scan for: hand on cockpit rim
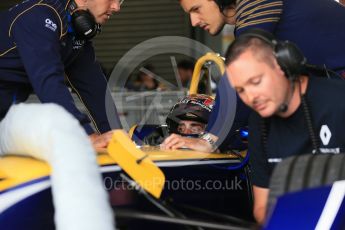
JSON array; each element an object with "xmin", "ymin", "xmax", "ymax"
[
  {"xmin": 89, "ymin": 130, "xmax": 114, "ymax": 149},
  {"xmin": 160, "ymin": 133, "xmax": 215, "ymax": 153}
]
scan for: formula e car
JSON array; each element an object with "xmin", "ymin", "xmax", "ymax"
[{"xmin": 1, "ymin": 53, "xmax": 344, "ymax": 230}]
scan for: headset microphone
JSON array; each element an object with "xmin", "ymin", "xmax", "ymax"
[
  {"xmin": 277, "ymin": 77, "xmax": 295, "ymax": 114},
  {"xmin": 278, "ymin": 103, "xmax": 288, "ymax": 113},
  {"xmin": 235, "ymin": 28, "xmax": 321, "ymax": 158},
  {"xmin": 235, "ymin": 29, "xmax": 306, "ymax": 115}
]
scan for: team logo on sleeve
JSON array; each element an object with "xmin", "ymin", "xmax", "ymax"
[
  {"xmin": 320, "ymin": 125, "xmax": 332, "ymax": 146},
  {"xmin": 317, "ymin": 124, "xmax": 340, "ymax": 154},
  {"xmin": 45, "ymin": 18, "xmax": 57, "ymax": 32},
  {"xmin": 72, "ymin": 37, "xmax": 85, "ymax": 50}
]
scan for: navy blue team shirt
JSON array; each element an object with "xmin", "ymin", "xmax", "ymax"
[
  {"xmin": 207, "ymin": 0, "xmax": 345, "ymax": 150},
  {"xmin": 0, "ymin": 0, "xmax": 121, "ymax": 134},
  {"xmin": 249, "ymin": 76, "xmax": 345, "ymax": 188}
]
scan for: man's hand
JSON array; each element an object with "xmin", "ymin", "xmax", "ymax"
[
  {"xmin": 160, "ymin": 133, "xmax": 214, "ymax": 152},
  {"xmin": 253, "ymin": 186, "xmax": 269, "ymax": 225},
  {"xmin": 89, "ymin": 131, "xmax": 114, "ymax": 149}
]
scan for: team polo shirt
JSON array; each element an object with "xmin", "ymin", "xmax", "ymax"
[
  {"xmin": 207, "ymin": 0, "xmax": 345, "ymax": 148},
  {"xmin": 249, "ymin": 76, "xmax": 345, "ymax": 188},
  {"xmin": 0, "ymin": 0, "xmax": 121, "ymax": 134}
]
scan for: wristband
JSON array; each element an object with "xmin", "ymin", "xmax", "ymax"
[{"xmin": 200, "ymin": 133, "xmax": 217, "ymax": 152}]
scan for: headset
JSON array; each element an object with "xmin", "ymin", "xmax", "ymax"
[
  {"xmin": 238, "ymin": 28, "xmax": 344, "ymax": 80},
  {"xmin": 68, "ymin": 0, "xmax": 101, "ymax": 40},
  {"xmin": 238, "ymin": 28, "xmax": 307, "ymax": 80},
  {"xmin": 234, "ymin": 29, "xmax": 320, "ymax": 155}
]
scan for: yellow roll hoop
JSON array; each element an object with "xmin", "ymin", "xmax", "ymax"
[{"xmin": 189, "ymin": 53, "xmax": 225, "ymax": 95}]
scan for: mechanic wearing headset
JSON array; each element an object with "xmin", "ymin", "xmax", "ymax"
[
  {"xmin": 163, "ymin": 0, "xmax": 345, "ymax": 152},
  {"xmin": 225, "ymin": 28, "xmax": 345, "ymax": 224},
  {"xmin": 0, "ymin": 0, "xmax": 123, "ymax": 148}
]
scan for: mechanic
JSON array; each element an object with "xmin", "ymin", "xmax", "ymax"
[
  {"xmin": 225, "ymin": 28, "xmax": 345, "ymax": 224},
  {"xmin": 0, "ymin": 0, "xmax": 124, "ymax": 148},
  {"xmin": 163, "ymin": 0, "xmax": 345, "ymax": 152}
]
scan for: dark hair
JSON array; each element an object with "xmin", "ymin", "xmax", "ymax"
[
  {"xmin": 178, "ymin": 0, "xmax": 237, "ymax": 11},
  {"xmin": 225, "ymin": 36, "xmax": 275, "ymax": 68},
  {"xmin": 177, "ymin": 60, "xmax": 195, "ymax": 71},
  {"xmin": 215, "ymin": 0, "xmax": 237, "ymax": 11}
]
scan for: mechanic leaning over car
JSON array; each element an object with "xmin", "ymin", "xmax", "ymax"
[
  {"xmin": 0, "ymin": 0, "xmax": 124, "ymax": 148},
  {"xmin": 162, "ymin": 0, "xmax": 345, "ymax": 152},
  {"xmin": 225, "ymin": 28, "xmax": 345, "ymax": 224}
]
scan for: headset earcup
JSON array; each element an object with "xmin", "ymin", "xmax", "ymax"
[
  {"xmin": 275, "ymin": 41, "xmax": 307, "ymax": 79},
  {"xmin": 238, "ymin": 28, "xmax": 307, "ymax": 79},
  {"xmin": 71, "ymin": 10, "xmax": 98, "ymax": 40}
]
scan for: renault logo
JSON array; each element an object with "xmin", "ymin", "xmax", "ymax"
[{"xmin": 320, "ymin": 125, "xmax": 332, "ymax": 146}]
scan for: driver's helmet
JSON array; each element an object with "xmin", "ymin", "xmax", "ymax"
[{"xmin": 166, "ymin": 94, "xmax": 215, "ymax": 136}]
